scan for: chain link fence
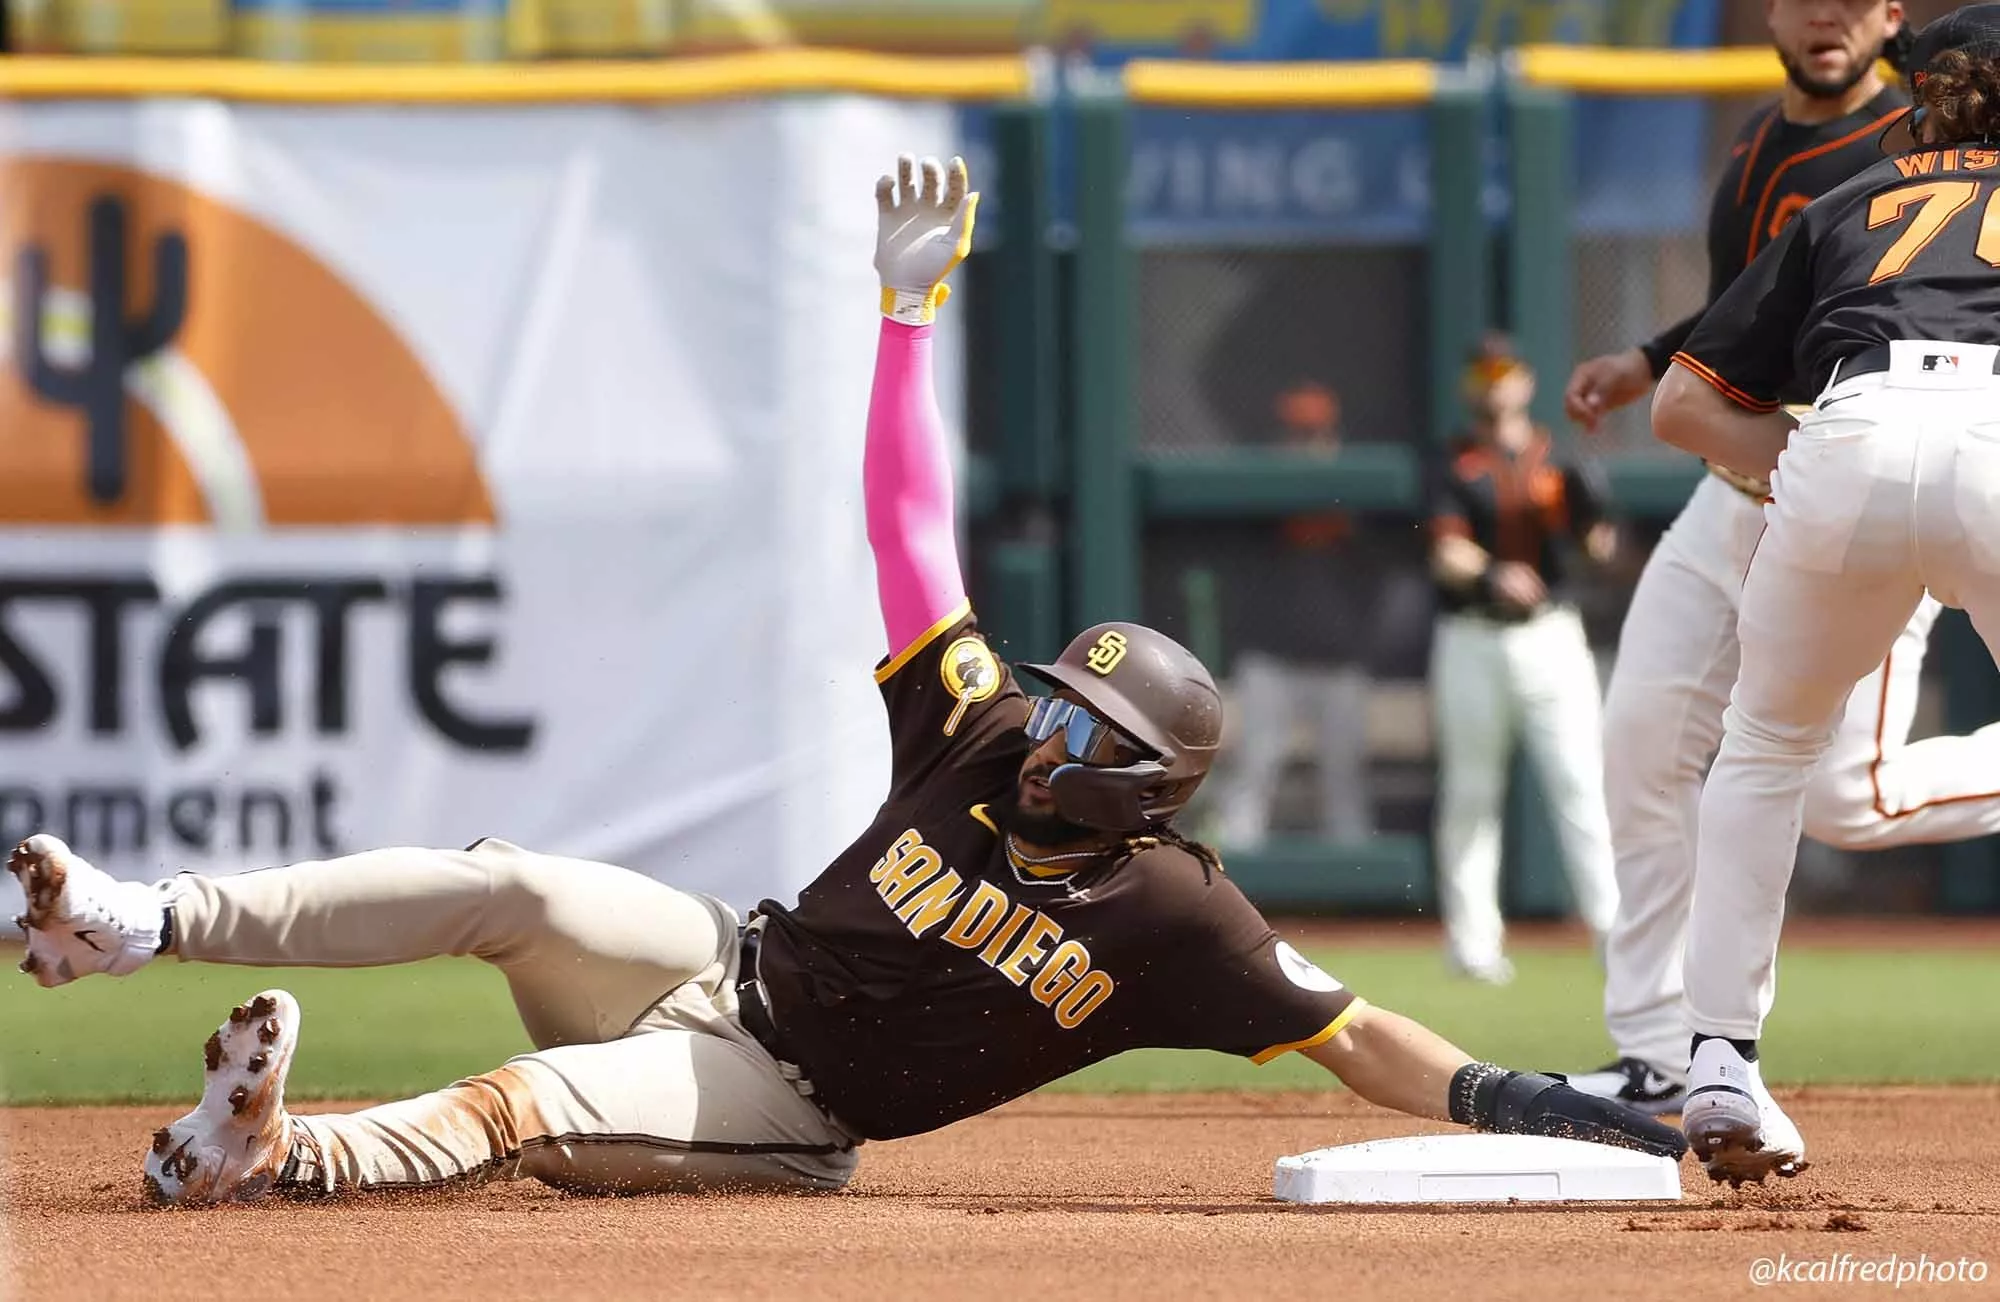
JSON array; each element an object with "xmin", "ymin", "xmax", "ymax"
[
  {"xmin": 1129, "ymin": 232, "xmax": 1439, "ymax": 845},
  {"xmin": 1570, "ymin": 92, "xmax": 1764, "ymax": 457}
]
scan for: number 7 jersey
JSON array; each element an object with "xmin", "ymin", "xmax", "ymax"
[{"xmin": 1674, "ymin": 144, "xmax": 2000, "ymax": 411}]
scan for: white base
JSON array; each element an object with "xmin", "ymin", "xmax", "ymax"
[{"xmin": 1273, "ymin": 1133, "xmax": 1683, "ymax": 1205}]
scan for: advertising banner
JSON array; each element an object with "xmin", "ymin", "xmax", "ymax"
[{"xmin": 0, "ymin": 96, "xmax": 966, "ymax": 917}]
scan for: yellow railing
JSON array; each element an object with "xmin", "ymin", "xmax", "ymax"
[
  {"xmin": 1513, "ymin": 43, "xmax": 1899, "ymax": 96},
  {"xmin": 0, "ymin": 49, "xmax": 1033, "ymax": 102},
  {"xmin": 1124, "ymin": 57, "xmax": 1438, "ymax": 108},
  {"xmin": 0, "ymin": 46, "xmax": 1907, "ymax": 105}
]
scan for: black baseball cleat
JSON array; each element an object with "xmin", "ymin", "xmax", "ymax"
[{"xmin": 1550, "ymin": 1056, "xmax": 1687, "ymax": 1118}]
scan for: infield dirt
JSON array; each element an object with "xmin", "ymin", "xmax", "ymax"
[{"xmin": 6, "ymin": 1086, "xmax": 1997, "ymax": 1301}]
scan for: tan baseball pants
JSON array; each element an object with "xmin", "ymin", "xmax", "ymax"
[{"xmin": 164, "ymin": 838, "xmax": 861, "ymax": 1196}]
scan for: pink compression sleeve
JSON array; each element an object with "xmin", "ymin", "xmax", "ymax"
[{"xmin": 864, "ymin": 318, "xmax": 968, "ymax": 658}]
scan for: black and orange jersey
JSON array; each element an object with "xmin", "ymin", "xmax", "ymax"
[
  {"xmin": 1638, "ymin": 85, "xmax": 1910, "ymax": 387},
  {"xmin": 1676, "ymin": 145, "xmax": 2000, "ymax": 411},
  {"xmin": 751, "ymin": 604, "xmax": 1362, "ymax": 1141},
  {"xmin": 1425, "ymin": 430, "xmax": 1609, "ymax": 616}
]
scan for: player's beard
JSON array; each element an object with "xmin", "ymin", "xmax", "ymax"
[
  {"xmin": 1006, "ymin": 790, "xmax": 1105, "ymax": 847},
  {"xmin": 1778, "ymin": 42, "xmax": 1881, "ymax": 101}
]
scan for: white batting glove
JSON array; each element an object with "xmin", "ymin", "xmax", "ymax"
[{"xmin": 874, "ymin": 153, "xmax": 978, "ymax": 326}]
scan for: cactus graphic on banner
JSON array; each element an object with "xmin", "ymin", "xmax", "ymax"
[
  {"xmin": 0, "ymin": 156, "xmax": 491, "ymax": 527},
  {"xmin": 14, "ymin": 195, "xmax": 189, "ymax": 505}
]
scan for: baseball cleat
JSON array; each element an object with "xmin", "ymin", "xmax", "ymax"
[
  {"xmin": 1448, "ymin": 955, "xmax": 1516, "ymax": 986},
  {"xmin": 8, "ymin": 834, "xmax": 167, "ymax": 988},
  {"xmin": 144, "ymin": 990, "xmax": 304, "ymax": 1205},
  {"xmin": 1557, "ymin": 1056, "xmax": 1688, "ymax": 1118},
  {"xmin": 1681, "ymin": 1038, "xmax": 1807, "ymax": 1187}
]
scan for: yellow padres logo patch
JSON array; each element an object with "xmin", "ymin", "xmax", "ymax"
[
  {"xmin": 940, "ymin": 635, "xmax": 1000, "ymax": 737},
  {"xmin": 940, "ymin": 636, "xmax": 1001, "ymax": 704},
  {"xmin": 1084, "ymin": 630, "xmax": 1128, "ymax": 676}
]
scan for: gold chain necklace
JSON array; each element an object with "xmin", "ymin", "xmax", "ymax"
[{"xmin": 1005, "ymin": 834, "xmax": 1103, "ymax": 868}]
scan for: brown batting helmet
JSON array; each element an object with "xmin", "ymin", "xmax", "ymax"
[{"xmin": 1017, "ymin": 622, "xmax": 1223, "ymax": 832}]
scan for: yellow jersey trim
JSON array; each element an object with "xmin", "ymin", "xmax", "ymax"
[
  {"xmin": 873, "ymin": 600, "xmax": 973, "ymax": 685},
  {"xmin": 1251, "ymin": 998, "xmax": 1367, "ymax": 1066}
]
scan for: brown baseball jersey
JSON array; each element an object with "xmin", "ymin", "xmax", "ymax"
[{"xmin": 751, "ymin": 603, "xmax": 1361, "ymax": 1141}]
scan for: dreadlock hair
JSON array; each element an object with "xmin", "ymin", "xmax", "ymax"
[
  {"xmin": 1119, "ymin": 824, "xmax": 1225, "ymax": 882},
  {"xmin": 1917, "ymin": 48, "xmax": 2000, "ymax": 145}
]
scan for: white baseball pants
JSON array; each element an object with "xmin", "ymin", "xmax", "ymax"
[
  {"xmin": 166, "ymin": 839, "xmax": 860, "ymax": 1195},
  {"xmin": 1684, "ymin": 343, "xmax": 2000, "ymax": 1042},
  {"xmin": 1602, "ymin": 467, "xmax": 2000, "ymax": 1074},
  {"xmin": 1211, "ymin": 650, "xmax": 1375, "ymax": 847},
  {"xmin": 1430, "ymin": 605, "xmax": 1619, "ymax": 972}
]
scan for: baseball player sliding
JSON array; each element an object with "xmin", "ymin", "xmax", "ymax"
[
  {"xmin": 10, "ymin": 154, "xmax": 1683, "ymax": 1205},
  {"xmin": 1653, "ymin": 2, "xmax": 2000, "ymax": 1183},
  {"xmin": 1559, "ymin": 0, "xmax": 2000, "ymax": 1122}
]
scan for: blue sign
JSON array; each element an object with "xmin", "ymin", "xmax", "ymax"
[
  {"xmin": 1119, "ymin": 107, "xmax": 1477, "ymax": 245},
  {"xmin": 1044, "ymin": 0, "xmax": 1720, "ymax": 62},
  {"xmin": 963, "ymin": 0, "xmax": 1726, "ymax": 245}
]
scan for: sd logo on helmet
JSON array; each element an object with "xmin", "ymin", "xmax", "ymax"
[{"xmin": 1016, "ymin": 622, "xmax": 1222, "ymax": 834}]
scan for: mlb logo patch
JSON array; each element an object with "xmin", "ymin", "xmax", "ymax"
[{"xmin": 1923, "ymin": 354, "xmax": 1962, "ymax": 373}]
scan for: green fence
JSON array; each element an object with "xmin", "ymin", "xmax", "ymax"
[{"xmin": 968, "ymin": 50, "xmax": 2000, "ymax": 917}]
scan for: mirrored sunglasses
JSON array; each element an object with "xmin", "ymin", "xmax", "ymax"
[{"xmin": 1024, "ymin": 696, "xmax": 1149, "ymax": 767}]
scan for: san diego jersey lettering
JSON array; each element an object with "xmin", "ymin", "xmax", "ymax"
[{"xmin": 752, "ymin": 604, "xmax": 1359, "ymax": 1141}]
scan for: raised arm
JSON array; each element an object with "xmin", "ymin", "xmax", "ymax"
[{"xmin": 867, "ymin": 154, "xmax": 979, "ymax": 661}]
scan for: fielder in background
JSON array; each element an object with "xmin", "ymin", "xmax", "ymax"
[
  {"xmin": 1207, "ymin": 381, "xmax": 1379, "ymax": 851},
  {"xmin": 1424, "ymin": 334, "xmax": 1620, "ymax": 986},
  {"xmin": 1560, "ymin": 0, "xmax": 2000, "ymax": 1121},
  {"xmin": 1653, "ymin": 2, "xmax": 2000, "ymax": 1184},
  {"xmin": 9, "ymin": 153, "xmax": 1685, "ymax": 1207}
]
